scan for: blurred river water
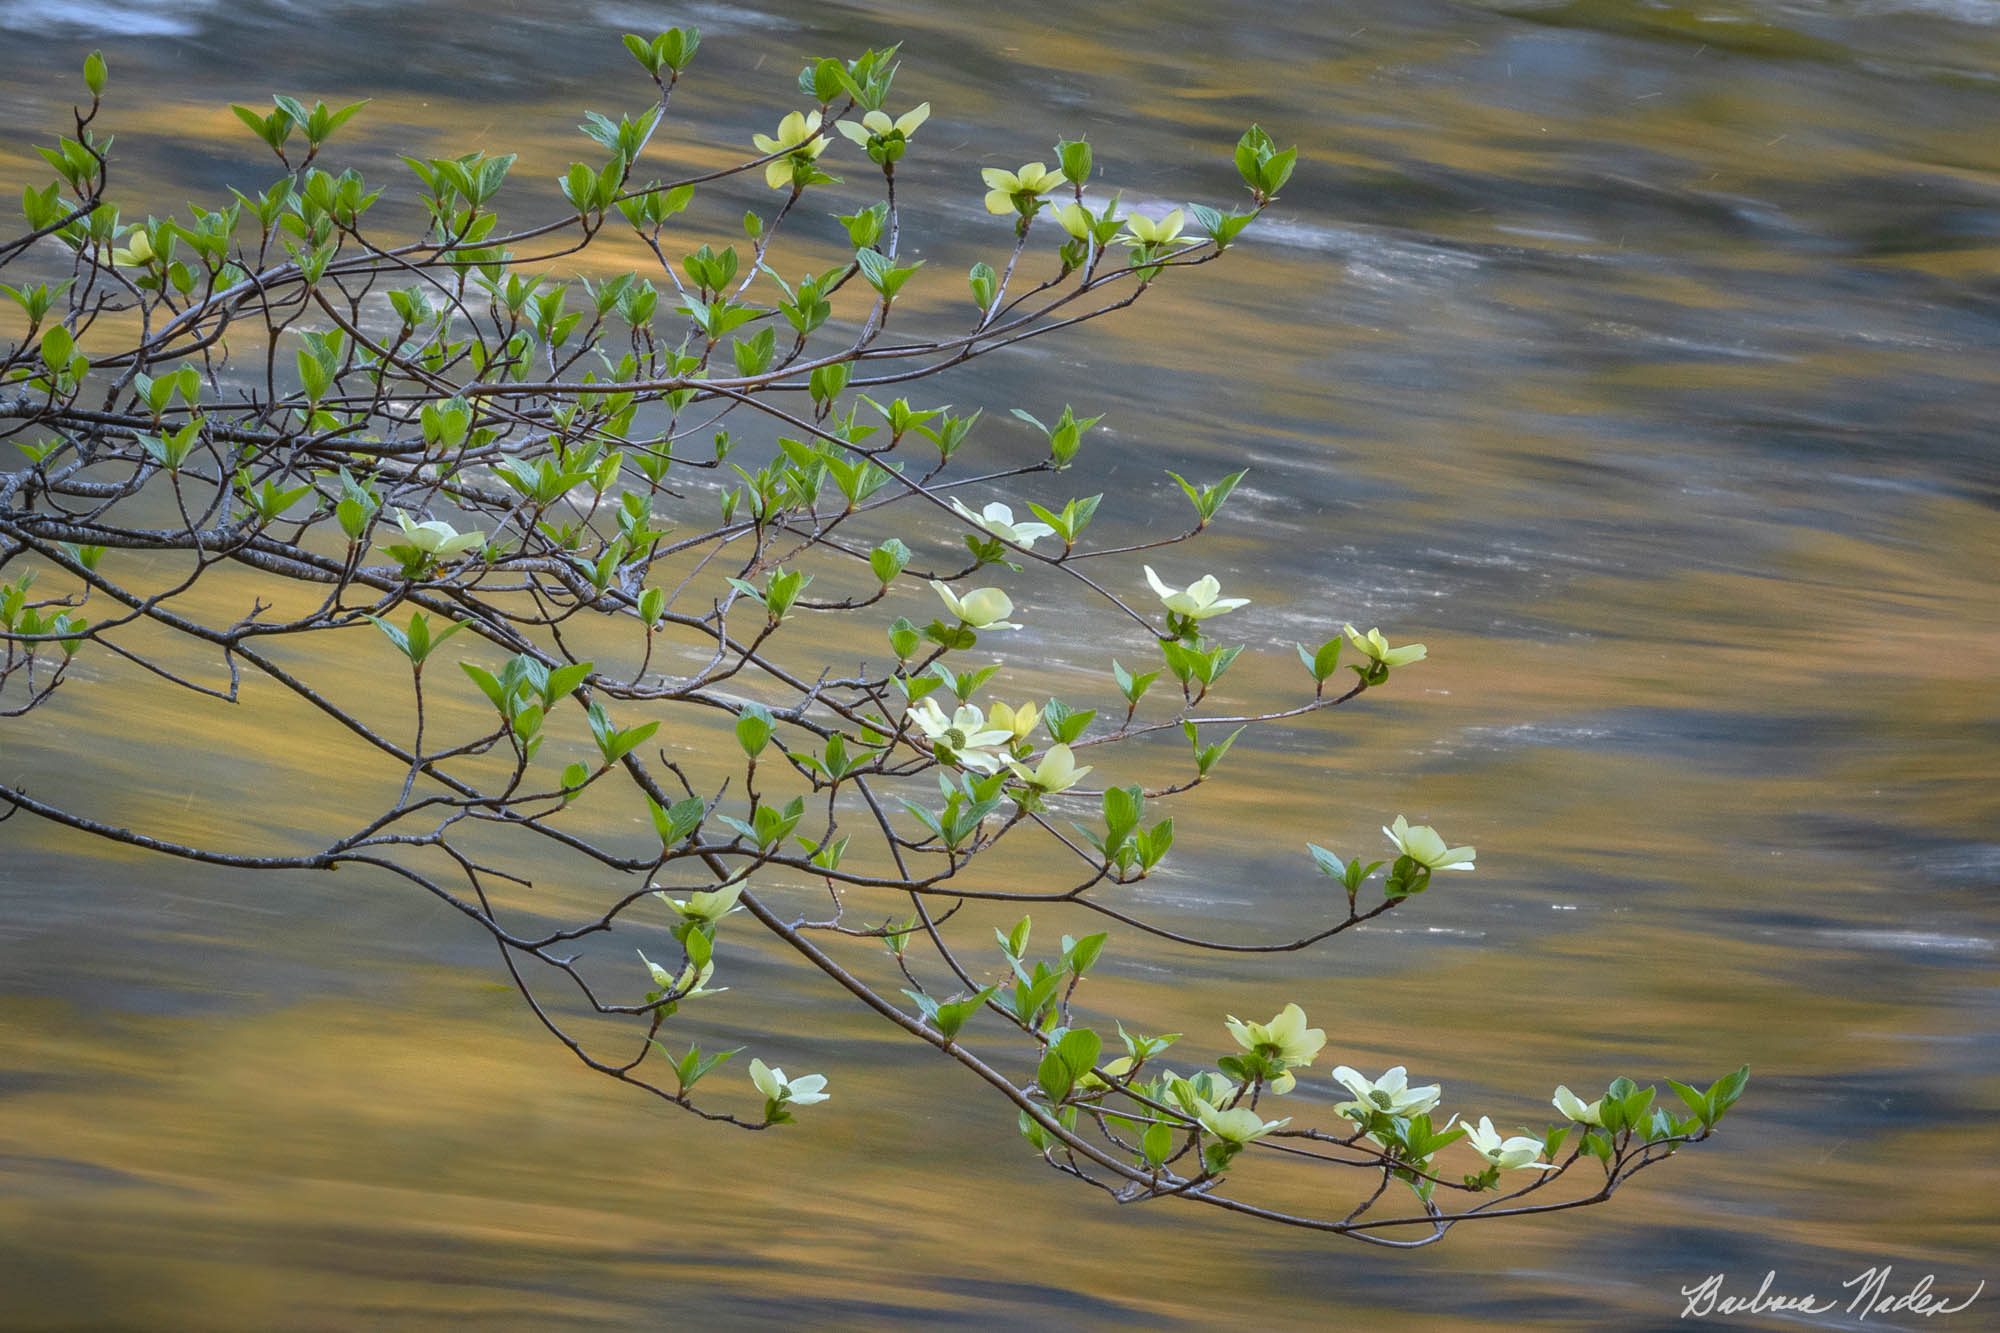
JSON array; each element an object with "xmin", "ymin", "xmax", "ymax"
[{"xmin": 0, "ymin": 0, "xmax": 1996, "ymax": 1326}]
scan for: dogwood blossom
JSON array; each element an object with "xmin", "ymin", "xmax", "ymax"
[
  {"xmin": 751, "ymin": 110, "xmax": 827, "ymax": 189},
  {"xmin": 982, "ymin": 162, "xmax": 1066, "ymax": 215},
  {"xmin": 1382, "ymin": 815, "xmax": 1476, "ymax": 873},
  {"xmin": 908, "ymin": 699, "xmax": 1013, "ymax": 773},
  {"xmin": 1343, "ymin": 623, "xmax": 1426, "ymax": 668},
  {"xmin": 110, "ymin": 229, "xmax": 155, "ymax": 268},
  {"xmin": 636, "ymin": 949, "xmax": 725, "ymax": 1000},
  {"xmin": 1005, "ymin": 743, "xmax": 1091, "ymax": 793},
  {"xmin": 930, "ymin": 579, "xmax": 1020, "ymax": 630},
  {"xmin": 1051, "ymin": 202, "xmax": 1094, "ymax": 239},
  {"xmin": 1194, "ymin": 1098, "xmax": 1290, "ymax": 1146},
  {"xmin": 655, "ymin": 882, "xmax": 744, "ymax": 925},
  {"xmin": 391, "ymin": 510, "xmax": 487, "ymax": 557},
  {"xmin": 834, "ymin": 104, "xmax": 930, "ymax": 146},
  {"xmin": 1332, "ymin": 1064, "xmax": 1442, "ymax": 1120},
  {"xmin": 1121, "ymin": 208, "xmax": 1187, "ymax": 247},
  {"xmin": 987, "ymin": 700, "xmax": 1039, "ymax": 741},
  {"xmin": 1143, "ymin": 566, "xmax": 1249, "ymax": 620},
  {"xmin": 1224, "ymin": 1003, "xmax": 1327, "ymax": 1095},
  {"xmin": 1464, "ymin": 1116, "xmax": 1553, "ymax": 1170},
  {"xmin": 749, "ymin": 1057, "xmax": 829, "ymax": 1106},
  {"xmin": 948, "ymin": 499, "xmax": 1055, "ymax": 549},
  {"xmin": 1552, "ymin": 1085, "xmax": 1604, "ymax": 1126}
]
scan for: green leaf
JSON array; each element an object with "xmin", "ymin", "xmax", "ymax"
[
  {"xmin": 1036, "ymin": 1047, "xmax": 1075, "ymax": 1103},
  {"xmin": 1164, "ymin": 468, "xmax": 1246, "ymax": 526},
  {"xmin": 657, "ymin": 1040, "xmax": 735, "ymax": 1094},
  {"xmin": 929, "ymin": 986, "xmax": 998, "ymax": 1039},
  {"xmin": 366, "ymin": 611, "xmax": 465, "ymax": 666},
  {"xmin": 1054, "ymin": 1027, "xmax": 1102, "ymax": 1086},
  {"xmin": 736, "ymin": 702, "xmax": 774, "ymax": 758},
  {"xmin": 544, "ymin": 661, "xmax": 592, "ymax": 702},
  {"xmin": 1111, "ymin": 658, "xmax": 1157, "ymax": 707},
  {"xmin": 1050, "ymin": 700, "xmax": 1096, "ymax": 745},
  {"xmin": 460, "ymin": 661, "xmax": 509, "ymax": 711},
  {"xmin": 1709, "ymin": 1065, "xmax": 1750, "ymax": 1119},
  {"xmin": 1299, "ymin": 636, "xmax": 1342, "ymax": 684},
  {"xmin": 1666, "ymin": 1077, "xmax": 1706, "ymax": 1118},
  {"xmin": 1054, "ymin": 137, "xmax": 1092, "ymax": 185},
  {"xmin": 968, "ymin": 261, "xmax": 997, "ymax": 310},
  {"xmin": 887, "ymin": 616, "xmax": 921, "ymax": 660},
  {"xmin": 647, "ymin": 794, "xmax": 706, "ymax": 848},
  {"xmin": 39, "ymin": 325, "xmax": 74, "ymax": 374},
  {"xmin": 1063, "ymin": 933, "xmax": 1107, "ymax": 976},
  {"xmin": 1000, "ymin": 915, "xmax": 1032, "ymax": 959},
  {"xmin": 869, "ymin": 537, "xmax": 910, "ymax": 584},
  {"xmin": 855, "ymin": 247, "xmax": 923, "ymax": 301}
]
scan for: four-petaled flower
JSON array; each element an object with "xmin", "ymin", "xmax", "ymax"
[
  {"xmin": 1552, "ymin": 1085, "xmax": 1603, "ymax": 1126},
  {"xmin": 656, "ymin": 882, "xmax": 744, "ymax": 926},
  {"xmin": 982, "ymin": 162, "xmax": 1067, "ymax": 215},
  {"xmin": 908, "ymin": 699, "xmax": 1014, "ymax": 773},
  {"xmin": 1331, "ymin": 1064, "xmax": 1442, "ymax": 1121},
  {"xmin": 931, "ymin": 579, "xmax": 1020, "ymax": 630},
  {"xmin": 834, "ymin": 104, "xmax": 930, "ymax": 158},
  {"xmin": 1005, "ymin": 743, "xmax": 1091, "ymax": 794},
  {"xmin": 988, "ymin": 700, "xmax": 1039, "ymax": 742},
  {"xmin": 1343, "ymin": 623, "xmax": 1426, "ymax": 668},
  {"xmin": 752, "ymin": 110, "xmax": 828, "ymax": 190},
  {"xmin": 949, "ymin": 498, "xmax": 1055, "ymax": 550},
  {"xmin": 1193, "ymin": 1097, "xmax": 1290, "ymax": 1146},
  {"xmin": 110, "ymin": 229, "xmax": 155, "ymax": 268},
  {"xmin": 391, "ymin": 509, "xmax": 487, "ymax": 558},
  {"xmin": 1223, "ymin": 1003, "xmax": 1327, "ymax": 1095},
  {"xmin": 637, "ymin": 948, "xmax": 725, "ymax": 1000},
  {"xmin": 1464, "ymin": 1116, "xmax": 1553, "ymax": 1171},
  {"xmin": 1051, "ymin": 202, "xmax": 1096, "ymax": 240},
  {"xmin": 1121, "ymin": 208, "xmax": 1187, "ymax": 248},
  {"xmin": 1382, "ymin": 815, "xmax": 1476, "ymax": 873},
  {"xmin": 750, "ymin": 1057, "xmax": 829, "ymax": 1107},
  {"xmin": 1144, "ymin": 566, "xmax": 1249, "ymax": 621}
]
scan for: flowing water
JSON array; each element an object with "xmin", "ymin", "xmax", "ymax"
[{"xmin": 0, "ymin": 0, "xmax": 1996, "ymax": 1327}]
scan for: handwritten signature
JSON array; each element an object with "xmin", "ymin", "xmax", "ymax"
[{"xmin": 1681, "ymin": 1267, "xmax": 1984, "ymax": 1320}]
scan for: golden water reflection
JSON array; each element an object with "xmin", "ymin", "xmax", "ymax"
[{"xmin": 1, "ymin": 0, "xmax": 1997, "ymax": 1325}]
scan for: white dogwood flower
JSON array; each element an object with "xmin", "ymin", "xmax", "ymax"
[
  {"xmin": 1332, "ymin": 1064, "xmax": 1442, "ymax": 1121},
  {"xmin": 1194, "ymin": 1098, "xmax": 1289, "ymax": 1146},
  {"xmin": 655, "ymin": 883, "xmax": 744, "ymax": 925},
  {"xmin": 1223, "ymin": 1003, "xmax": 1326, "ymax": 1095},
  {"xmin": 1005, "ymin": 743, "xmax": 1091, "ymax": 793},
  {"xmin": 1144, "ymin": 566, "xmax": 1249, "ymax": 620},
  {"xmin": 749, "ymin": 1057, "xmax": 829, "ymax": 1106},
  {"xmin": 1383, "ymin": 815, "xmax": 1476, "ymax": 873},
  {"xmin": 931, "ymin": 580, "xmax": 1020, "ymax": 630},
  {"xmin": 1553, "ymin": 1085, "xmax": 1604, "ymax": 1126},
  {"xmin": 949, "ymin": 499, "xmax": 1055, "ymax": 549},
  {"xmin": 1344, "ymin": 623, "xmax": 1426, "ymax": 668},
  {"xmin": 1464, "ymin": 1116, "xmax": 1553, "ymax": 1171},
  {"xmin": 391, "ymin": 510, "xmax": 486, "ymax": 557},
  {"xmin": 908, "ymin": 699, "xmax": 1014, "ymax": 773}
]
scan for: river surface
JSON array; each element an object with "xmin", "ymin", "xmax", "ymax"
[{"xmin": 1, "ymin": 0, "xmax": 1996, "ymax": 1327}]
